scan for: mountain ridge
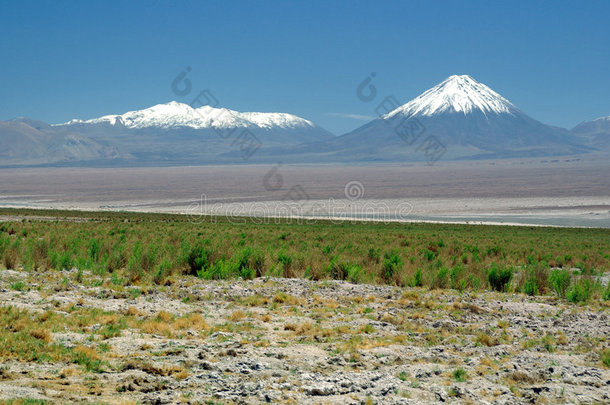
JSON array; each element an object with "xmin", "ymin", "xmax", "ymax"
[
  {"xmin": 571, "ymin": 115, "xmax": 610, "ymax": 150},
  {"xmin": 56, "ymin": 101, "xmax": 318, "ymax": 131},
  {"xmin": 0, "ymin": 75, "xmax": 603, "ymax": 166}
]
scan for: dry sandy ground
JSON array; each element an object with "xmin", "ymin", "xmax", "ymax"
[{"xmin": 0, "ymin": 268, "xmax": 608, "ymax": 404}]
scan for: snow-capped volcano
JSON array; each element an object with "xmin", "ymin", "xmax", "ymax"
[
  {"xmin": 57, "ymin": 101, "xmax": 316, "ymax": 130},
  {"xmin": 322, "ymin": 74, "xmax": 590, "ymax": 161},
  {"xmin": 386, "ymin": 75, "xmax": 517, "ymax": 118}
]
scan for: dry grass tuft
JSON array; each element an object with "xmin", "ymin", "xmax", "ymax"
[
  {"xmin": 29, "ymin": 327, "xmax": 52, "ymax": 342},
  {"xmin": 59, "ymin": 367, "xmax": 79, "ymax": 378},
  {"xmin": 141, "ymin": 362, "xmax": 188, "ymax": 378},
  {"xmin": 507, "ymin": 371, "xmax": 536, "ymax": 384},
  {"xmin": 157, "ymin": 311, "xmax": 173, "ymax": 322},
  {"xmin": 141, "ymin": 312, "xmax": 209, "ymax": 336},
  {"xmin": 273, "ymin": 293, "xmax": 304, "ymax": 306},
  {"xmin": 476, "ymin": 332, "xmax": 499, "ymax": 347},
  {"xmin": 229, "ymin": 310, "xmax": 246, "ymax": 322},
  {"xmin": 467, "ymin": 304, "xmax": 485, "ymax": 314},
  {"xmin": 173, "ymin": 313, "xmax": 209, "ymax": 331},
  {"xmin": 73, "ymin": 345, "xmax": 99, "ymax": 360},
  {"xmin": 125, "ymin": 306, "xmax": 142, "ymax": 317},
  {"xmin": 99, "ymin": 313, "xmax": 120, "ymax": 325},
  {"xmin": 140, "ymin": 319, "xmax": 171, "ymax": 336},
  {"xmin": 479, "ymin": 356, "xmax": 497, "ymax": 369}
]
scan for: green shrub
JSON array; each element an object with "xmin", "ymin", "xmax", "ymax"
[
  {"xmin": 460, "ymin": 252, "xmax": 468, "ymax": 264},
  {"xmin": 126, "ymin": 243, "xmax": 144, "ymax": 282},
  {"xmin": 10, "ymin": 281, "xmax": 25, "ymax": 291},
  {"xmin": 236, "ymin": 247, "xmax": 253, "ymax": 272},
  {"xmin": 487, "ymin": 263, "xmax": 513, "ymax": 292},
  {"xmin": 107, "ymin": 246, "xmax": 126, "ymax": 273},
  {"xmin": 486, "ymin": 245, "xmax": 501, "ymax": 257},
  {"xmin": 450, "ymin": 265, "xmax": 464, "ymax": 290},
  {"xmin": 347, "ymin": 263, "xmax": 363, "ymax": 284},
  {"xmin": 322, "ymin": 244, "xmax": 334, "ymax": 255},
  {"xmin": 567, "ymin": 278, "xmax": 593, "ymax": 303},
  {"xmin": 468, "ymin": 274, "xmax": 482, "ymax": 290},
  {"xmin": 198, "ymin": 259, "xmax": 232, "ymax": 280},
  {"xmin": 453, "ymin": 368, "xmax": 467, "ymax": 382},
  {"xmin": 325, "ymin": 258, "xmax": 362, "ymax": 283},
  {"xmin": 522, "ymin": 269, "xmax": 539, "ymax": 296},
  {"xmin": 412, "ymin": 268, "xmax": 423, "ymax": 287},
  {"xmin": 187, "ymin": 243, "xmax": 211, "ymax": 275},
  {"xmin": 59, "ymin": 251, "xmax": 72, "ymax": 270},
  {"xmin": 432, "ymin": 266, "xmax": 450, "ymax": 289},
  {"xmin": 2, "ymin": 247, "xmax": 18, "ymax": 270},
  {"xmin": 347, "ymin": 264, "xmax": 364, "ymax": 284},
  {"xmin": 239, "ymin": 266, "xmax": 256, "ymax": 280},
  {"xmin": 382, "ymin": 250, "xmax": 402, "ymax": 283},
  {"xmin": 31, "ymin": 238, "xmax": 49, "ymax": 269},
  {"xmin": 87, "ymin": 238, "xmax": 101, "ymax": 262},
  {"xmin": 277, "ymin": 252, "xmax": 292, "ymax": 271},
  {"xmin": 242, "ymin": 248, "xmax": 265, "ymax": 277},
  {"xmin": 550, "ymin": 269, "xmax": 571, "ymax": 297},
  {"xmin": 422, "ymin": 249, "xmax": 436, "ymax": 261},
  {"xmin": 153, "ymin": 258, "xmax": 173, "ymax": 284},
  {"xmin": 126, "ymin": 242, "xmax": 156, "ymax": 281},
  {"xmin": 528, "ymin": 262, "xmax": 549, "ymax": 294},
  {"xmin": 326, "ymin": 257, "xmax": 346, "ymax": 280},
  {"xmin": 367, "ymin": 247, "xmax": 380, "ymax": 263},
  {"xmin": 0, "ymin": 234, "xmax": 9, "ymax": 257}
]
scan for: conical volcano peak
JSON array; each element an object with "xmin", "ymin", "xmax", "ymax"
[
  {"xmin": 444, "ymin": 74, "xmax": 477, "ymax": 83},
  {"xmin": 387, "ymin": 74, "xmax": 518, "ymax": 118}
]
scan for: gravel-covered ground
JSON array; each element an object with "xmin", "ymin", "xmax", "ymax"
[{"xmin": 0, "ymin": 269, "xmax": 608, "ymax": 404}]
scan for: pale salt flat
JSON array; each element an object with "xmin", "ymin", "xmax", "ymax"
[{"xmin": 1, "ymin": 161, "xmax": 609, "ymax": 228}]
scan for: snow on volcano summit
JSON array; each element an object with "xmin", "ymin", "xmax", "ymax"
[{"xmin": 386, "ymin": 75, "xmax": 518, "ymax": 118}]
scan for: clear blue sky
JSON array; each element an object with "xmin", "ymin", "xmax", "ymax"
[{"xmin": 1, "ymin": 0, "xmax": 608, "ymax": 135}]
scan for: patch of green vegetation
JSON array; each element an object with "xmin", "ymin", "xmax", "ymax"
[
  {"xmin": 550, "ymin": 268, "xmax": 571, "ymax": 297},
  {"xmin": 567, "ymin": 278, "xmax": 594, "ymax": 303},
  {"xmin": 453, "ymin": 367, "xmax": 467, "ymax": 382},
  {"xmin": 9, "ymin": 281, "xmax": 25, "ymax": 291},
  {"xmin": 601, "ymin": 348, "xmax": 610, "ymax": 368},
  {"xmin": 382, "ymin": 250, "xmax": 402, "ymax": 283},
  {"xmin": 0, "ymin": 208, "xmax": 608, "ymax": 303},
  {"xmin": 487, "ymin": 263, "xmax": 513, "ymax": 292},
  {"xmin": 604, "ymin": 284, "xmax": 610, "ymax": 301}
]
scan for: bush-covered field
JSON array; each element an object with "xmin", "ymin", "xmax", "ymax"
[{"xmin": 1, "ymin": 208, "xmax": 609, "ymax": 302}]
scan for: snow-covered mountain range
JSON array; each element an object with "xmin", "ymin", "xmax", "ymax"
[
  {"xmin": 0, "ymin": 103, "xmax": 333, "ymax": 166},
  {"xmin": 0, "ymin": 75, "xmax": 606, "ymax": 166},
  {"xmin": 57, "ymin": 101, "xmax": 316, "ymax": 131}
]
